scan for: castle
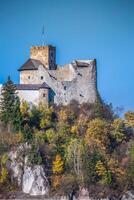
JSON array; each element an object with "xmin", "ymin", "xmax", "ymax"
[{"xmin": 1, "ymin": 45, "xmax": 98, "ymax": 105}]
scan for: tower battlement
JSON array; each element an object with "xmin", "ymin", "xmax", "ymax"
[{"xmin": 30, "ymin": 45, "xmax": 56, "ymax": 70}]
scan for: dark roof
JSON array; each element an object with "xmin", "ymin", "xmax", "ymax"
[
  {"xmin": 15, "ymin": 83, "xmax": 50, "ymax": 90},
  {"xmin": 39, "ymin": 82, "xmax": 50, "ymax": 89},
  {"xmin": 18, "ymin": 59, "xmax": 44, "ymax": 71},
  {"xmin": 75, "ymin": 61, "xmax": 90, "ymax": 67}
]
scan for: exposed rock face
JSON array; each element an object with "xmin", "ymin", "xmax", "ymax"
[
  {"xmin": 22, "ymin": 165, "xmax": 49, "ymax": 196},
  {"xmin": 121, "ymin": 191, "xmax": 134, "ymax": 200},
  {"xmin": 7, "ymin": 145, "xmax": 25, "ymax": 186},
  {"xmin": 7, "ymin": 144, "xmax": 49, "ymax": 196},
  {"xmin": 75, "ymin": 188, "xmax": 90, "ymax": 200}
]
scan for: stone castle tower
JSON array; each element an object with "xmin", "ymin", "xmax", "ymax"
[
  {"xmin": 30, "ymin": 46, "xmax": 56, "ymax": 70},
  {"xmin": 15, "ymin": 45, "xmax": 98, "ymax": 106}
]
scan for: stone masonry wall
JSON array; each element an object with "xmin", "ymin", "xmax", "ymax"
[
  {"xmin": 39, "ymin": 59, "xmax": 97, "ymax": 105},
  {"xmin": 30, "ymin": 46, "xmax": 56, "ymax": 70}
]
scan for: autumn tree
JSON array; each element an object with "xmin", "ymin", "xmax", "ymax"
[
  {"xmin": 52, "ymin": 154, "xmax": 64, "ymax": 188},
  {"xmin": 95, "ymin": 160, "xmax": 112, "ymax": 185},
  {"xmin": 111, "ymin": 118, "xmax": 126, "ymax": 143},
  {"xmin": 39, "ymin": 104, "xmax": 55, "ymax": 129},
  {"xmin": 52, "ymin": 154, "xmax": 64, "ymax": 175},
  {"xmin": 85, "ymin": 118, "xmax": 110, "ymax": 151},
  {"xmin": 124, "ymin": 111, "xmax": 134, "ymax": 128}
]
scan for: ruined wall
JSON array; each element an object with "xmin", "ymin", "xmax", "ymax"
[
  {"xmin": 40, "ymin": 59, "xmax": 97, "ymax": 105},
  {"xmin": 49, "ymin": 64, "xmax": 76, "ymax": 81}
]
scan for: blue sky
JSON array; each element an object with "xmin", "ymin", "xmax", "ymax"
[{"xmin": 0, "ymin": 0, "xmax": 134, "ymax": 112}]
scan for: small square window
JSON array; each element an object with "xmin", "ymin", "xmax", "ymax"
[
  {"xmin": 43, "ymin": 93, "xmax": 46, "ymax": 97},
  {"xmin": 41, "ymin": 76, "xmax": 43, "ymax": 80},
  {"xmin": 28, "ymin": 76, "xmax": 30, "ymax": 79}
]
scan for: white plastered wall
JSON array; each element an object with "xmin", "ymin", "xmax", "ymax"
[{"xmin": 17, "ymin": 90, "xmax": 39, "ymax": 106}]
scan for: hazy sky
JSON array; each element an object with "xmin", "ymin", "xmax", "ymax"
[{"xmin": 0, "ymin": 0, "xmax": 134, "ymax": 112}]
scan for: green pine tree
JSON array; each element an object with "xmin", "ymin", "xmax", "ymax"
[
  {"xmin": 12, "ymin": 96, "xmax": 23, "ymax": 132},
  {"xmin": 0, "ymin": 77, "xmax": 22, "ymax": 132}
]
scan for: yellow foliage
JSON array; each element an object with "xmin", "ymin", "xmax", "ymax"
[
  {"xmin": 111, "ymin": 119, "xmax": 126, "ymax": 142},
  {"xmin": 52, "ymin": 154, "xmax": 64, "ymax": 175},
  {"xmin": 124, "ymin": 111, "xmax": 134, "ymax": 128},
  {"xmin": 95, "ymin": 160, "xmax": 111, "ymax": 184},
  {"xmin": 0, "ymin": 167, "xmax": 8, "ymax": 183},
  {"xmin": 33, "ymin": 130, "xmax": 46, "ymax": 144},
  {"xmin": 96, "ymin": 161, "xmax": 106, "ymax": 176},
  {"xmin": 108, "ymin": 158, "xmax": 126, "ymax": 182},
  {"xmin": 85, "ymin": 119, "xmax": 110, "ymax": 150},
  {"xmin": 40, "ymin": 106, "xmax": 54, "ymax": 128},
  {"xmin": 1, "ymin": 153, "xmax": 8, "ymax": 166},
  {"xmin": 70, "ymin": 125, "xmax": 78, "ymax": 134},
  {"xmin": 58, "ymin": 110, "xmax": 68, "ymax": 122},
  {"xmin": 15, "ymin": 132, "xmax": 24, "ymax": 143},
  {"xmin": 46, "ymin": 128, "xmax": 57, "ymax": 143},
  {"xmin": 20, "ymin": 101, "xmax": 29, "ymax": 115}
]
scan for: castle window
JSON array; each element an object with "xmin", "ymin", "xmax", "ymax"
[
  {"xmin": 64, "ymin": 86, "xmax": 67, "ymax": 90},
  {"xmin": 43, "ymin": 93, "xmax": 46, "ymax": 97},
  {"xmin": 28, "ymin": 76, "xmax": 30, "ymax": 79},
  {"xmin": 41, "ymin": 76, "xmax": 43, "ymax": 80}
]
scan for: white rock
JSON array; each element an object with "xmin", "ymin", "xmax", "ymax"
[
  {"xmin": 121, "ymin": 191, "xmax": 134, "ymax": 200},
  {"xmin": 8, "ymin": 145, "xmax": 24, "ymax": 186},
  {"xmin": 22, "ymin": 165, "xmax": 49, "ymax": 196}
]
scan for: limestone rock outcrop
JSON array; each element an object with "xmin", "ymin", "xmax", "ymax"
[
  {"xmin": 7, "ymin": 144, "xmax": 25, "ymax": 186},
  {"xmin": 121, "ymin": 191, "xmax": 134, "ymax": 200},
  {"xmin": 22, "ymin": 165, "xmax": 49, "ymax": 196},
  {"xmin": 7, "ymin": 144, "xmax": 49, "ymax": 196}
]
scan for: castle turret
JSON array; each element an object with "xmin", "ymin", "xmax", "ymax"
[{"xmin": 30, "ymin": 45, "xmax": 56, "ymax": 70}]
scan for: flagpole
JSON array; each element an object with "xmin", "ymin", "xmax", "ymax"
[{"xmin": 42, "ymin": 25, "xmax": 45, "ymax": 46}]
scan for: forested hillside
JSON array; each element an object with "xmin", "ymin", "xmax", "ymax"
[{"xmin": 0, "ymin": 78, "xmax": 134, "ymax": 199}]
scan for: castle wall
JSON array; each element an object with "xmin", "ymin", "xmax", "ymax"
[
  {"xmin": 20, "ymin": 65, "xmax": 47, "ymax": 84},
  {"xmin": 20, "ymin": 70, "xmax": 39, "ymax": 84},
  {"xmin": 39, "ymin": 88, "xmax": 49, "ymax": 106},
  {"xmin": 40, "ymin": 60, "xmax": 97, "ymax": 105},
  {"xmin": 49, "ymin": 64, "xmax": 76, "ymax": 81},
  {"xmin": 17, "ymin": 90, "xmax": 40, "ymax": 105}
]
